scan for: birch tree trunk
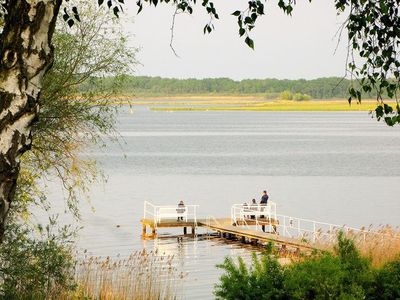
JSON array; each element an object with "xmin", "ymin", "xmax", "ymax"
[{"xmin": 0, "ymin": 0, "xmax": 62, "ymax": 240}]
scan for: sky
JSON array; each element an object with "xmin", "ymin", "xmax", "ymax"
[{"xmin": 122, "ymin": 1, "xmax": 349, "ymax": 80}]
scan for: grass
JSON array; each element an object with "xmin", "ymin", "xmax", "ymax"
[{"xmin": 73, "ymin": 250, "xmax": 185, "ymax": 299}]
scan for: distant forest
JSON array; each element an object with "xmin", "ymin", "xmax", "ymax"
[{"xmin": 81, "ymin": 76, "xmax": 366, "ymax": 99}]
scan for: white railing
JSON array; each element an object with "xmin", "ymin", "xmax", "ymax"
[
  {"xmin": 231, "ymin": 202, "xmax": 277, "ymax": 225},
  {"xmin": 230, "ymin": 202, "xmax": 400, "ymax": 247},
  {"xmin": 143, "ymin": 201, "xmax": 199, "ymax": 225},
  {"xmin": 273, "ymin": 214, "xmax": 400, "ymax": 246}
]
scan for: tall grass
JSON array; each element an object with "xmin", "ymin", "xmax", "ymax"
[
  {"xmin": 352, "ymin": 225, "xmax": 400, "ymax": 267},
  {"xmin": 75, "ymin": 250, "xmax": 185, "ymax": 299},
  {"xmin": 305, "ymin": 226, "xmax": 400, "ymax": 267}
]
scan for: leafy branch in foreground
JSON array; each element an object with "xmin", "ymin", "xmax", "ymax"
[
  {"xmin": 16, "ymin": 1, "xmax": 138, "ymax": 219},
  {"xmin": 336, "ymin": 0, "xmax": 400, "ymax": 126}
]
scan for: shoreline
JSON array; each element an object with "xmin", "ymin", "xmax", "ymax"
[{"xmin": 71, "ymin": 95, "xmax": 393, "ymax": 112}]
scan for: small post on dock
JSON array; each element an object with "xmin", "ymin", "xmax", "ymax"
[
  {"xmin": 151, "ymin": 226, "xmax": 156, "ymax": 235},
  {"xmin": 183, "ymin": 227, "xmax": 187, "ymax": 235},
  {"xmin": 191, "ymin": 227, "xmax": 196, "ymax": 235},
  {"xmin": 142, "ymin": 225, "xmax": 147, "ymax": 235}
]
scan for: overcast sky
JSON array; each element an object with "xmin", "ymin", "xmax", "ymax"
[{"xmin": 123, "ymin": 1, "xmax": 348, "ymax": 80}]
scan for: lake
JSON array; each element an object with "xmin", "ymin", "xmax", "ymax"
[{"xmin": 46, "ymin": 107, "xmax": 400, "ymax": 299}]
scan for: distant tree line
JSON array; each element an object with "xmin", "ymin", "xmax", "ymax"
[{"xmin": 81, "ymin": 76, "xmax": 375, "ymax": 99}]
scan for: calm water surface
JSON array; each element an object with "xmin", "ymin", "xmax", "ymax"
[{"xmin": 46, "ymin": 107, "xmax": 400, "ymax": 299}]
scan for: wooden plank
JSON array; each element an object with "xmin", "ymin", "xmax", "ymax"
[
  {"xmin": 141, "ymin": 218, "xmax": 200, "ymax": 228},
  {"xmin": 200, "ymin": 222, "xmax": 320, "ymax": 251},
  {"xmin": 141, "ymin": 217, "xmax": 321, "ymax": 251}
]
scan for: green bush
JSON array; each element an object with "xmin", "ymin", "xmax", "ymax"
[
  {"xmin": 215, "ymin": 233, "xmax": 399, "ymax": 300},
  {"xmin": 0, "ymin": 220, "xmax": 77, "ymax": 299},
  {"xmin": 370, "ymin": 260, "xmax": 400, "ymax": 300},
  {"xmin": 215, "ymin": 253, "xmax": 285, "ymax": 300}
]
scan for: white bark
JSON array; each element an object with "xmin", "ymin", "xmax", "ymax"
[{"xmin": 0, "ymin": 0, "xmax": 62, "ymax": 239}]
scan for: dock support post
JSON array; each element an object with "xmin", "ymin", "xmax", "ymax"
[
  {"xmin": 191, "ymin": 227, "xmax": 196, "ymax": 235},
  {"xmin": 183, "ymin": 227, "xmax": 187, "ymax": 235},
  {"xmin": 262, "ymin": 225, "xmax": 266, "ymax": 232},
  {"xmin": 241, "ymin": 236, "xmax": 246, "ymax": 243},
  {"xmin": 142, "ymin": 225, "xmax": 147, "ymax": 235},
  {"xmin": 151, "ymin": 226, "xmax": 156, "ymax": 235}
]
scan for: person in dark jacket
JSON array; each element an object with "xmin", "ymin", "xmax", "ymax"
[
  {"xmin": 260, "ymin": 190, "xmax": 269, "ymax": 205},
  {"xmin": 260, "ymin": 191, "xmax": 269, "ymax": 218}
]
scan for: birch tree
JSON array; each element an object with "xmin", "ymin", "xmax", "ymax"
[{"xmin": 0, "ymin": 0, "xmax": 63, "ymax": 240}]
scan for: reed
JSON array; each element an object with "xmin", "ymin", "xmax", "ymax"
[
  {"xmin": 312, "ymin": 225, "xmax": 400, "ymax": 267},
  {"xmin": 74, "ymin": 250, "xmax": 185, "ymax": 300},
  {"xmin": 351, "ymin": 225, "xmax": 400, "ymax": 267}
]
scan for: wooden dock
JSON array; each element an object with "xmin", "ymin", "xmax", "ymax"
[
  {"xmin": 141, "ymin": 201, "xmax": 400, "ymax": 253},
  {"xmin": 140, "ymin": 216, "xmax": 318, "ymax": 251},
  {"xmin": 141, "ymin": 218, "xmax": 200, "ymax": 235}
]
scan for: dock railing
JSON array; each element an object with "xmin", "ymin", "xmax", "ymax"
[
  {"xmin": 143, "ymin": 201, "xmax": 199, "ymax": 227},
  {"xmin": 231, "ymin": 202, "xmax": 400, "ymax": 247},
  {"xmin": 231, "ymin": 201, "xmax": 277, "ymax": 226},
  {"xmin": 274, "ymin": 214, "xmax": 400, "ymax": 246}
]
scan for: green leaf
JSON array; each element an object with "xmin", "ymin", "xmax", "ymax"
[{"xmin": 245, "ymin": 36, "xmax": 254, "ymax": 49}]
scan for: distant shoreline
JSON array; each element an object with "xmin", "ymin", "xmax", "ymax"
[{"xmin": 72, "ymin": 95, "xmax": 389, "ymax": 112}]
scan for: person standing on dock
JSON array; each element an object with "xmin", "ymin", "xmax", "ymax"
[
  {"xmin": 260, "ymin": 190, "xmax": 269, "ymax": 218},
  {"xmin": 260, "ymin": 190, "xmax": 269, "ymax": 205},
  {"xmin": 250, "ymin": 199, "xmax": 257, "ymax": 219},
  {"xmin": 177, "ymin": 200, "xmax": 185, "ymax": 221}
]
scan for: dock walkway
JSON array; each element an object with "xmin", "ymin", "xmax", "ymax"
[{"xmin": 141, "ymin": 201, "xmax": 400, "ymax": 252}]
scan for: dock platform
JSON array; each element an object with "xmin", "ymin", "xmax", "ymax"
[
  {"xmin": 140, "ymin": 216, "xmax": 315, "ymax": 251},
  {"xmin": 141, "ymin": 201, "xmax": 399, "ymax": 252}
]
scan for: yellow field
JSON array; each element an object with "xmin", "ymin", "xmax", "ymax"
[{"xmin": 151, "ymin": 99, "xmax": 384, "ymax": 112}]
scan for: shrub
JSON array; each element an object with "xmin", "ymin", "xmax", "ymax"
[
  {"xmin": 0, "ymin": 220, "xmax": 77, "ymax": 298},
  {"xmin": 215, "ymin": 253, "xmax": 285, "ymax": 300},
  {"xmin": 370, "ymin": 259, "xmax": 400, "ymax": 300},
  {"xmin": 279, "ymin": 90, "xmax": 293, "ymax": 100},
  {"xmin": 215, "ymin": 233, "xmax": 398, "ymax": 300}
]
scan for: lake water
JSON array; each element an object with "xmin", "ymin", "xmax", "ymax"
[{"xmin": 46, "ymin": 107, "xmax": 400, "ymax": 299}]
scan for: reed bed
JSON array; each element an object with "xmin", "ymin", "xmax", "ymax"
[
  {"xmin": 352, "ymin": 225, "xmax": 400, "ymax": 267},
  {"xmin": 308, "ymin": 225, "xmax": 400, "ymax": 267},
  {"xmin": 75, "ymin": 250, "xmax": 185, "ymax": 300}
]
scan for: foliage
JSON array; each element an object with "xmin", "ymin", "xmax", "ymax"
[
  {"xmin": 279, "ymin": 90, "xmax": 311, "ymax": 101},
  {"xmin": 371, "ymin": 260, "xmax": 400, "ymax": 300},
  {"xmin": 84, "ymin": 76, "xmax": 358, "ymax": 99},
  {"xmin": 215, "ymin": 253, "xmax": 285, "ymax": 300},
  {"xmin": 335, "ymin": 0, "xmax": 400, "ymax": 125},
  {"xmin": 0, "ymin": 2, "xmax": 137, "ymax": 298},
  {"xmin": 0, "ymin": 219, "xmax": 77, "ymax": 298},
  {"xmin": 215, "ymin": 233, "xmax": 400, "ymax": 300},
  {"xmin": 15, "ymin": 1, "xmax": 137, "ymax": 219}
]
